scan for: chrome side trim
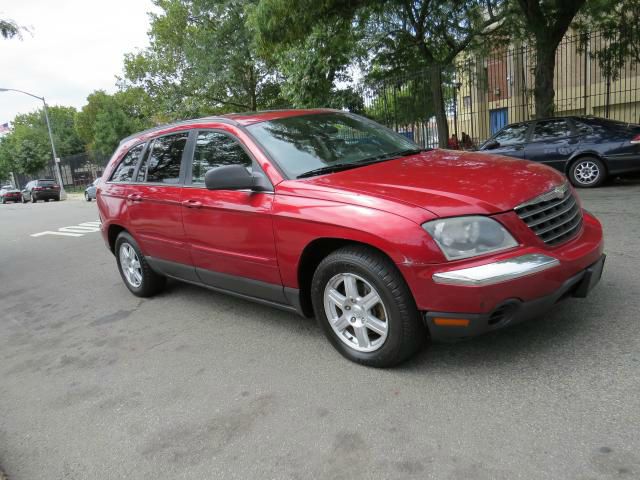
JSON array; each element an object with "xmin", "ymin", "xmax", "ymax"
[{"xmin": 432, "ymin": 254, "xmax": 560, "ymax": 286}]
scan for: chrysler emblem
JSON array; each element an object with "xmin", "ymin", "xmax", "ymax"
[
  {"xmin": 515, "ymin": 183, "xmax": 570, "ymax": 210},
  {"xmin": 552, "ymin": 184, "xmax": 567, "ymax": 200}
]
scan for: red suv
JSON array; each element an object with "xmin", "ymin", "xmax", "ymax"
[{"xmin": 97, "ymin": 109, "xmax": 605, "ymax": 367}]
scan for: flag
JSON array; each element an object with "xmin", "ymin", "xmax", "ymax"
[{"xmin": 0, "ymin": 123, "xmax": 10, "ymax": 134}]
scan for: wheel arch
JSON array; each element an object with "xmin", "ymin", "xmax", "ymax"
[
  {"xmin": 107, "ymin": 224, "xmax": 127, "ymax": 254},
  {"xmin": 565, "ymin": 151, "xmax": 608, "ymax": 176},
  {"xmin": 296, "ymin": 238, "xmax": 400, "ymax": 318}
]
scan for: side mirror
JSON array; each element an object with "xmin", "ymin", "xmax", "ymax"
[
  {"xmin": 483, "ymin": 140, "xmax": 500, "ymax": 150},
  {"xmin": 204, "ymin": 165, "xmax": 271, "ymax": 191}
]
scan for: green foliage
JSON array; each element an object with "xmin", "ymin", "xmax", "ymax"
[
  {"xmin": 0, "ymin": 18, "xmax": 23, "ymax": 40},
  {"xmin": 253, "ymin": 0, "xmax": 505, "ymax": 146},
  {"xmin": 364, "ymin": 77, "xmax": 436, "ymax": 126},
  {"xmin": 75, "ymin": 89, "xmax": 155, "ymax": 156},
  {"xmin": 0, "ymin": 106, "xmax": 83, "ymax": 175},
  {"xmin": 121, "ymin": 0, "xmax": 284, "ymax": 119},
  {"xmin": 574, "ymin": 0, "xmax": 640, "ymax": 81}
]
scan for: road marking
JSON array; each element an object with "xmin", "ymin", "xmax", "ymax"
[{"xmin": 31, "ymin": 221, "xmax": 101, "ymax": 238}]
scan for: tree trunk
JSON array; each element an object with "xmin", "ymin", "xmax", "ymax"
[
  {"xmin": 429, "ymin": 66, "xmax": 449, "ymax": 148},
  {"xmin": 533, "ymin": 40, "xmax": 558, "ymax": 118}
]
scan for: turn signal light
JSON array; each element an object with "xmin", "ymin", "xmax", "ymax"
[{"xmin": 432, "ymin": 317, "xmax": 470, "ymax": 327}]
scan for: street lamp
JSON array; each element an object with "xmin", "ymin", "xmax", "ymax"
[{"xmin": 0, "ymin": 87, "xmax": 66, "ymax": 199}]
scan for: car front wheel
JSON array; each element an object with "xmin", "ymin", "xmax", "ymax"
[
  {"xmin": 311, "ymin": 245, "xmax": 425, "ymax": 367},
  {"xmin": 85, "ymin": 192, "xmax": 91, "ymax": 202},
  {"xmin": 115, "ymin": 232, "xmax": 166, "ymax": 297},
  {"xmin": 569, "ymin": 157, "xmax": 606, "ymax": 188}
]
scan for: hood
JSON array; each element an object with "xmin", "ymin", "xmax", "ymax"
[{"xmin": 288, "ymin": 149, "xmax": 567, "ymax": 218}]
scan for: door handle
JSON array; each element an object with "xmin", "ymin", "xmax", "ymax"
[
  {"xmin": 127, "ymin": 193, "xmax": 143, "ymax": 202},
  {"xmin": 182, "ymin": 199, "xmax": 202, "ymax": 208}
]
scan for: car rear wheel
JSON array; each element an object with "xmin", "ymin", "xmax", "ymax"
[
  {"xmin": 31, "ymin": 196, "xmax": 37, "ymax": 203},
  {"xmin": 85, "ymin": 192, "xmax": 91, "ymax": 202},
  {"xmin": 569, "ymin": 157, "xmax": 606, "ymax": 188},
  {"xmin": 311, "ymin": 245, "xmax": 425, "ymax": 367},
  {"xmin": 115, "ymin": 232, "xmax": 166, "ymax": 297}
]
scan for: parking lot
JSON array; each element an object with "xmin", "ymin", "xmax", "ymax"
[{"xmin": 1, "ymin": 180, "xmax": 639, "ymax": 480}]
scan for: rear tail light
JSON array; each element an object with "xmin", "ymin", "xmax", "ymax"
[
  {"xmin": 631, "ymin": 134, "xmax": 640, "ymax": 144},
  {"xmin": 52, "ymin": 185, "xmax": 60, "ymax": 189},
  {"xmin": 33, "ymin": 187, "xmax": 42, "ymax": 191}
]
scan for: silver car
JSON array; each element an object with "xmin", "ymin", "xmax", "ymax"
[{"xmin": 84, "ymin": 178, "xmax": 100, "ymax": 201}]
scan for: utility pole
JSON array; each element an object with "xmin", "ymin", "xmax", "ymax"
[{"xmin": 0, "ymin": 88, "xmax": 67, "ymax": 199}]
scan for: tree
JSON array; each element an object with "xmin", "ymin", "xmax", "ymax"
[
  {"xmin": 0, "ymin": 19, "xmax": 23, "ymax": 40},
  {"xmin": 0, "ymin": 106, "xmax": 83, "ymax": 175},
  {"xmin": 252, "ymin": 0, "xmax": 506, "ymax": 147},
  {"xmin": 121, "ymin": 0, "xmax": 283, "ymax": 119},
  {"xmin": 574, "ymin": 0, "xmax": 640, "ymax": 81},
  {"xmin": 75, "ymin": 89, "xmax": 155, "ymax": 156},
  {"xmin": 512, "ymin": 0, "xmax": 587, "ymax": 118}
]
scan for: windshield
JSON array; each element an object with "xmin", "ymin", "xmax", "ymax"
[{"xmin": 246, "ymin": 112, "xmax": 419, "ymax": 178}]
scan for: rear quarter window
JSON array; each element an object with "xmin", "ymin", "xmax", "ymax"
[{"xmin": 109, "ymin": 144, "xmax": 146, "ymax": 183}]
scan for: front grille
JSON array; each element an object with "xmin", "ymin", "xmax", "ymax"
[{"xmin": 515, "ymin": 184, "xmax": 583, "ymax": 246}]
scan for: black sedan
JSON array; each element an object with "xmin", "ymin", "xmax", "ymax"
[{"xmin": 478, "ymin": 116, "xmax": 640, "ymax": 187}]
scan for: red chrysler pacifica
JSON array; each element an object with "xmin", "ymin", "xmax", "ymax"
[{"xmin": 97, "ymin": 109, "xmax": 605, "ymax": 367}]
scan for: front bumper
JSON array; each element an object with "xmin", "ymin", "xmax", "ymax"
[{"xmin": 424, "ymin": 254, "xmax": 605, "ymax": 340}]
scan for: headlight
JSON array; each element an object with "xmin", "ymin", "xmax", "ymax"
[{"xmin": 423, "ymin": 216, "xmax": 518, "ymax": 260}]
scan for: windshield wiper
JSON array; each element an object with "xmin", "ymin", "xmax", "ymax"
[
  {"xmin": 355, "ymin": 148, "xmax": 423, "ymax": 165},
  {"xmin": 297, "ymin": 163, "xmax": 362, "ymax": 179},
  {"xmin": 296, "ymin": 148, "xmax": 423, "ymax": 179}
]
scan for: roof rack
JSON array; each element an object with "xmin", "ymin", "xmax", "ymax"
[{"xmin": 118, "ymin": 116, "xmax": 239, "ymax": 145}]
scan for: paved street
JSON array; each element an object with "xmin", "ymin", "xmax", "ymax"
[{"xmin": 1, "ymin": 181, "xmax": 639, "ymax": 480}]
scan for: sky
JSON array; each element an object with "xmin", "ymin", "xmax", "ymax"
[{"xmin": 0, "ymin": 0, "xmax": 157, "ymax": 124}]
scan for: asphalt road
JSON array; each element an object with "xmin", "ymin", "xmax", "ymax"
[{"xmin": 1, "ymin": 181, "xmax": 639, "ymax": 480}]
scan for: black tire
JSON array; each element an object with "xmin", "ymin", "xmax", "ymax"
[
  {"xmin": 31, "ymin": 195, "xmax": 37, "ymax": 203},
  {"xmin": 115, "ymin": 231, "xmax": 166, "ymax": 297},
  {"xmin": 21, "ymin": 196, "xmax": 26, "ymax": 204},
  {"xmin": 311, "ymin": 245, "xmax": 425, "ymax": 367},
  {"xmin": 569, "ymin": 157, "xmax": 606, "ymax": 188},
  {"xmin": 54, "ymin": 196, "xmax": 60, "ymax": 201},
  {"xmin": 85, "ymin": 192, "xmax": 91, "ymax": 202},
  {"xmin": 0, "ymin": 197, "xmax": 5, "ymax": 204}
]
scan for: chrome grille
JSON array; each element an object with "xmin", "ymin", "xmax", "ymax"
[{"xmin": 515, "ymin": 184, "xmax": 583, "ymax": 246}]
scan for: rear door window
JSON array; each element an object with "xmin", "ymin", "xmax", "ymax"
[
  {"xmin": 110, "ymin": 144, "xmax": 145, "ymax": 183},
  {"xmin": 141, "ymin": 132, "xmax": 189, "ymax": 184}
]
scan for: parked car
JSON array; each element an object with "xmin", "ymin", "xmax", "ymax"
[
  {"xmin": 85, "ymin": 178, "xmax": 100, "ymax": 201},
  {"xmin": 98, "ymin": 109, "xmax": 605, "ymax": 367},
  {"xmin": 21, "ymin": 179, "xmax": 61, "ymax": 203},
  {"xmin": 0, "ymin": 184, "xmax": 22, "ymax": 204},
  {"xmin": 478, "ymin": 116, "xmax": 640, "ymax": 187}
]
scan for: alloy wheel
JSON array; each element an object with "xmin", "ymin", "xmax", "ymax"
[
  {"xmin": 323, "ymin": 273, "xmax": 389, "ymax": 353},
  {"xmin": 574, "ymin": 160, "xmax": 600, "ymax": 185},
  {"xmin": 119, "ymin": 242, "xmax": 143, "ymax": 288}
]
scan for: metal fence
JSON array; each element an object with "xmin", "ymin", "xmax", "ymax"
[
  {"xmin": 359, "ymin": 30, "xmax": 640, "ymax": 149},
  {"xmin": 14, "ymin": 152, "xmax": 108, "ymax": 190}
]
